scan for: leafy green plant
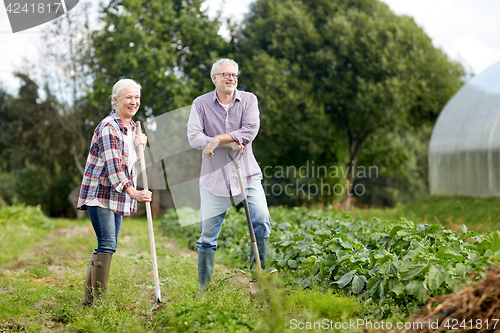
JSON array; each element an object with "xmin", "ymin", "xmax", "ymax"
[
  {"xmin": 160, "ymin": 206, "xmax": 254, "ymax": 264},
  {"xmin": 161, "ymin": 206, "xmax": 495, "ymax": 319},
  {"xmin": 269, "ymin": 211, "xmax": 493, "ymax": 318}
]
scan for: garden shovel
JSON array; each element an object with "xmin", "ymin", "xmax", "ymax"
[
  {"xmin": 136, "ymin": 121, "xmax": 162, "ymax": 311},
  {"xmin": 227, "ymin": 149, "xmax": 262, "ymax": 276}
]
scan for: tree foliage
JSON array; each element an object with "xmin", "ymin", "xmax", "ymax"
[
  {"xmin": 0, "ymin": 0, "xmax": 470, "ymax": 212},
  {"xmin": 236, "ymin": 0, "xmax": 466, "ymax": 206},
  {"xmin": 0, "ymin": 0, "xmax": 231, "ymax": 215},
  {"xmin": 89, "ymin": 0, "xmax": 229, "ymax": 120},
  {"xmin": 0, "ymin": 75, "xmax": 80, "ymax": 215}
]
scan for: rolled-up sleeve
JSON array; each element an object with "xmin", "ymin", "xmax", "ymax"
[
  {"xmin": 228, "ymin": 94, "xmax": 260, "ymax": 145},
  {"xmin": 99, "ymin": 125, "xmax": 134, "ymax": 193},
  {"xmin": 187, "ymin": 100, "xmax": 212, "ymax": 150}
]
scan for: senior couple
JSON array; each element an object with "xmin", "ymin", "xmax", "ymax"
[{"xmin": 77, "ymin": 59, "xmax": 277, "ymax": 305}]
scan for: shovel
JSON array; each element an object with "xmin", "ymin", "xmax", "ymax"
[
  {"xmin": 136, "ymin": 121, "xmax": 163, "ymax": 311},
  {"xmin": 227, "ymin": 149, "xmax": 262, "ymax": 277}
]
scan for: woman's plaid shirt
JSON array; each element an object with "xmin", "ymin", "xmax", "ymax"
[{"xmin": 77, "ymin": 111, "xmax": 138, "ymax": 216}]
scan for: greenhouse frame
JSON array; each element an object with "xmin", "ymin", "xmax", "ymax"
[{"xmin": 429, "ymin": 60, "xmax": 500, "ymax": 197}]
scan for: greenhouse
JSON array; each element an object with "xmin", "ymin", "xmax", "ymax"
[{"xmin": 429, "ymin": 60, "xmax": 500, "ymax": 197}]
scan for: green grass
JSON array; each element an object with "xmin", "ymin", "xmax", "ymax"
[
  {"xmin": 286, "ymin": 287, "xmax": 360, "ymax": 320},
  {"xmin": 404, "ymin": 195, "xmax": 500, "ymax": 232},
  {"xmin": 0, "ymin": 204, "xmax": 57, "ymax": 266},
  {"xmin": 2, "ymin": 199, "xmax": 499, "ymax": 332},
  {"xmin": 0, "ymin": 207, "xmax": 361, "ymax": 333},
  {"xmin": 350, "ymin": 195, "xmax": 500, "ymax": 233}
]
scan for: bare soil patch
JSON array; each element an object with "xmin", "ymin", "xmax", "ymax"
[{"xmin": 404, "ymin": 266, "xmax": 500, "ymax": 333}]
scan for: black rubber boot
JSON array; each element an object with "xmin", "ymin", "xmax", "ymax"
[
  {"xmin": 250, "ymin": 237, "xmax": 278, "ymax": 280},
  {"xmin": 93, "ymin": 252, "xmax": 113, "ymax": 300},
  {"xmin": 196, "ymin": 252, "xmax": 215, "ymax": 297},
  {"xmin": 82, "ymin": 249, "xmax": 98, "ymax": 305}
]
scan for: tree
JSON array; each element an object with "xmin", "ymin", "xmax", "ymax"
[
  {"xmin": 0, "ymin": 74, "xmax": 81, "ymax": 215},
  {"xmin": 0, "ymin": 3, "xmax": 99, "ymax": 214},
  {"xmin": 355, "ymin": 124, "xmax": 433, "ymax": 207},
  {"xmin": 88, "ymin": 0, "xmax": 230, "ymax": 120},
  {"xmin": 236, "ymin": 0, "xmax": 466, "ymax": 208},
  {"xmin": 39, "ymin": 1, "xmax": 98, "ymax": 175}
]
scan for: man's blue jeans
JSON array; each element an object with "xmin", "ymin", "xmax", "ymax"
[
  {"xmin": 87, "ymin": 206, "xmax": 123, "ymax": 254},
  {"xmin": 196, "ymin": 179, "xmax": 271, "ymax": 253}
]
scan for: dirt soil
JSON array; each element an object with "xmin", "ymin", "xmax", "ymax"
[{"xmin": 402, "ymin": 266, "xmax": 500, "ymax": 333}]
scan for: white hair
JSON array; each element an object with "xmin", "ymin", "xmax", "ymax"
[
  {"xmin": 110, "ymin": 78, "xmax": 142, "ymax": 108},
  {"xmin": 210, "ymin": 58, "xmax": 239, "ymax": 77}
]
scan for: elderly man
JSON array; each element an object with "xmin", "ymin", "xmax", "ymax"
[{"xmin": 187, "ymin": 58, "xmax": 277, "ymax": 294}]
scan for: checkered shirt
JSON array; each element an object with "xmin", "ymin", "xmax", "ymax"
[{"xmin": 77, "ymin": 111, "xmax": 138, "ymax": 215}]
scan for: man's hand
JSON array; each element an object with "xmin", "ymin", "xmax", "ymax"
[
  {"xmin": 202, "ymin": 135, "xmax": 243, "ymax": 159},
  {"xmin": 202, "ymin": 138, "xmax": 220, "ymax": 159},
  {"xmin": 225, "ymin": 142, "xmax": 244, "ymax": 153}
]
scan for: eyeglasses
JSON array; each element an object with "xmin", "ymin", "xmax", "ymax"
[{"xmin": 214, "ymin": 72, "xmax": 239, "ymax": 79}]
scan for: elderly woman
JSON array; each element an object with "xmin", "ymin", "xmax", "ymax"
[{"xmin": 77, "ymin": 78, "xmax": 152, "ymax": 305}]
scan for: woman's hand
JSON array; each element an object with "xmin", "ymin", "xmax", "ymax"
[
  {"xmin": 135, "ymin": 189, "xmax": 152, "ymax": 202},
  {"xmin": 125, "ymin": 187, "xmax": 152, "ymax": 202},
  {"xmin": 136, "ymin": 134, "xmax": 147, "ymax": 146}
]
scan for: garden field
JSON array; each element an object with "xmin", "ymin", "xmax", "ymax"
[{"xmin": 1, "ymin": 202, "xmax": 499, "ymax": 332}]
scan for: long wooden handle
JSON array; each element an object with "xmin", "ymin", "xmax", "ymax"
[
  {"xmin": 137, "ymin": 121, "xmax": 161, "ymax": 302},
  {"xmin": 235, "ymin": 161, "xmax": 261, "ymax": 274}
]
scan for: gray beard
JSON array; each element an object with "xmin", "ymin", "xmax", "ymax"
[{"xmin": 223, "ymin": 86, "xmax": 236, "ymax": 94}]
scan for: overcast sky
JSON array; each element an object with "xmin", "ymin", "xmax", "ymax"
[{"xmin": 1, "ymin": 0, "xmax": 499, "ymax": 95}]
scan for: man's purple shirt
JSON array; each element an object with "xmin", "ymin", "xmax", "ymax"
[{"xmin": 187, "ymin": 89, "xmax": 263, "ymax": 197}]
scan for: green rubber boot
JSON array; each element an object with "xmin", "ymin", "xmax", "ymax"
[
  {"xmin": 93, "ymin": 252, "xmax": 113, "ymax": 300},
  {"xmin": 250, "ymin": 237, "xmax": 278, "ymax": 280},
  {"xmin": 82, "ymin": 249, "xmax": 98, "ymax": 305},
  {"xmin": 196, "ymin": 252, "xmax": 215, "ymax": 297}
]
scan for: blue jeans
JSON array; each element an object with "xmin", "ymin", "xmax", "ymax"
[
  {"xmin": 87, "ymin": 206, "xmax": 123, "ymax": 254},
  {"xmin": 196, "ymin": 179, "xmax": 271, "ymax": 253}
]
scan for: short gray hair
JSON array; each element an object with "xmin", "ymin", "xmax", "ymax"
[
  {"xmin": 110, "ymin": 78, "xmax": 142, "ymax": 108},
  {"xmin": 210, "ymin": 59, "xmax": 239, "ymax": 77}
]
